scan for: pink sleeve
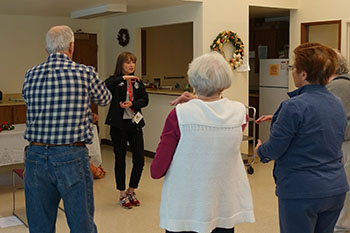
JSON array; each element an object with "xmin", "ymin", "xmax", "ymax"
[
  {"xmin": 242, "ymin": 113, "xmax": 249, "ymax": 131},
  {"xmin": 150, "ymin": 108, "xmax": 180, "ymax": 179}
]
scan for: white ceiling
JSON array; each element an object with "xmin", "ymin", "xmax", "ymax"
[
  {"xmin": 0, "ymin": 0, "xmax": 196, "ymax": 18},
  {"xmin": 0, "ymin": 1, "xmax": 290, "ymax": 19}
]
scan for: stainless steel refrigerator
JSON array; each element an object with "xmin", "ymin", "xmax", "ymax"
[{"xmin": 259, "ymin": 58, "xmax": 289, "ymax": 142}]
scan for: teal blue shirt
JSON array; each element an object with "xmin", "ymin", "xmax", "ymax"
[{"xmin": 258, "ymin": 84, "xmax": 349, "ymax": 199}]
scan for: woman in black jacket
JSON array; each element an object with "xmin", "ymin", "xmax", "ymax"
[{"xmin": 105, "ymin": 52, "xmax": 149, "ymax": 209}]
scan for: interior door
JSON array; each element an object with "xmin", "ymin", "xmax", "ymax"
[{"xmin": 72, "ymin": 33, "xmax": 98, "ymax": 116}]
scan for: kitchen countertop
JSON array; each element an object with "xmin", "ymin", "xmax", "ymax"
[
  {"xmin": 147, "ymin": 88, "xmax": 260, "ymax": 97},
  {"xmin": 0, "ymin": 93, "xmax": 25, "ymax": 106},
  {"xmin": 146, "ymin": 88, "xmax": 184, "ymax": 96}
]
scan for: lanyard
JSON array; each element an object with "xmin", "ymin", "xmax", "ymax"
[{"xmin": 127, "ymin": 81, "xmax": 133, "ymax": 102}]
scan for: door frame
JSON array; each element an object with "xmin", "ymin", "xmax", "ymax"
[{"xmin": 301, "ymin": 20, "xmax": 341, "ymax": 50}]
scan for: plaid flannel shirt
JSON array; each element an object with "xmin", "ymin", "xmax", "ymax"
[{"xmin": 22, "ymin": 53, "xmax": 112, "ymax": 144}]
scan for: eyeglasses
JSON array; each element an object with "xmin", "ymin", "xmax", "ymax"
[{"xmin": 288, "ymin": 64, "xmax": 295, "ymax": 71}]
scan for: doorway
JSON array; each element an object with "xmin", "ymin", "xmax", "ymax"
[
  {"xmin": 73, "ymin": 33, "xmax": 98, "ymax": 116},
  {"xmin": 248, "ymin": 6, "xmax": 290, "ymax": 141},
  {"xmin": 140, "ymin": 22, "xmax": 193, "ymax": 91}
]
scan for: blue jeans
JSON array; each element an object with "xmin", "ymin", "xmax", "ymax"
[{"xmin": 24, "ymin": 145, "xmax": 97, "ymax": 233}]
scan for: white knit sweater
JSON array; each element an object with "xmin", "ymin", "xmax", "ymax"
[{"xmin": 160, "ymin": 98, "xmax": 255, "ymax": 233}]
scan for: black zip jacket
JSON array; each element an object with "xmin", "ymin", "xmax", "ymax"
[{"xmin": 105, "ymin": 75, "xmax": 149, "ymax": 129}]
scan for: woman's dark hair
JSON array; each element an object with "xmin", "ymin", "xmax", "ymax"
[
  {"xmin": 114, "ymin": 52, "xmax": 137, "ymax": 76},
  {"xmin": 293, "ymin": 42, "xmax": 337, "ymax": 85}
]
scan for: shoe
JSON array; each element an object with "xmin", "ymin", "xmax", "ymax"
[
  {"xmin": 120, "ymin": 195, "xmax": 133, "ymax": 209},
  {"xmin": 127, "ymin": 192, "xmax": 140, "ymax": 206}
]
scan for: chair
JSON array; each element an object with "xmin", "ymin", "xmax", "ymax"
[{"xmin": 12, "ymin": 168, "xmax": 28, "ymax": 227}]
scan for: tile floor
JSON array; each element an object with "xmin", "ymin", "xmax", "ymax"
[{"xmin": 0, "ymin": 144, "xmax": 279, "ymax": 233}]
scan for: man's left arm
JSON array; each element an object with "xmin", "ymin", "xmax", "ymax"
[
  {"xmin": 89, "ymin": 71, "xmax": 112, "ymax": 106},
  {"xmin": 22, "ymin": 72, "xmax": 31, "ymax": 103}
]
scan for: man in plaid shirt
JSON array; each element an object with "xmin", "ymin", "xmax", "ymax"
[{"xmin": 22, "ymin": 25, "xmax": 111, "ymax": 233}]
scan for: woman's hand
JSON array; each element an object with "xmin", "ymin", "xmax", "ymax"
[
  {"xmin": 123, "ymin": 75, "xmax": 140, "ymax": 83},
  {"xmin": 255, "ymin": 115, "xmax": 273, "ymax": 124},
  {"xmin": 120, "ymin": 101, "xmax": 133, "ymax": 109},
  {"xmin": 170, "ymin": 91, "xmax": 196, "ymax": 106},
  {"xmin": 254, "ymin": 139, "xmax": 262, "ymax": 157}
]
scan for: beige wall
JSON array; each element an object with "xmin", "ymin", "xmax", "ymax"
[
  {"xmin": 202, "ymin": 0, "xmax": 298, "ymax": 104},
  {"xmin": 143, "ymin": 22, "xmax": 193, "ymax": 90},
  {"xmin": 102, "ymin": 1, "xmax": 300, "ymax": 148},
  {"xmin": 308, "ymin": 24, "xmax": 339, "ymax": 49},
  {"xmin": 0, "ymin": 14, "xmax": 108, "ymax": 139},
  {"xmin": 290, "ymin": 0, "xmax": 350, "ymax": 90},
  {"xmin": 0, "ymin": 15, "xmax": 105, "ymax": 93},
  {"xmin": 101, "ymin": 3, "xmax": 203, "ymax": 141},
  {"xmin": 202, "ymin": 0, "xmax": 249, "ymax": 105},
  {"xmin": 4, "ymin": 0, "xmax": 320, "ymax": 147}
]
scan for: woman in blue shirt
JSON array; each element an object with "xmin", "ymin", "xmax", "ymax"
[{"xmin": 255, "ymin": 43, "xmax": 348, "ymax": 233}]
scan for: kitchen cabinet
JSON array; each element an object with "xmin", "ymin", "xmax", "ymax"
[
  {"xmin": 251, "ymin": 20, "xmax": 289, "ymax": 73},
  {"xmin": 0, "ymin": 104, "xmax": 26, "ymax": 124}
]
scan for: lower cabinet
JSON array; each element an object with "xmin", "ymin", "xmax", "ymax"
[{"xmin": 0, "ymin": 105, "xmax": 26, "ymax": 124}]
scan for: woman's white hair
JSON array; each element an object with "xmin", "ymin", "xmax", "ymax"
[
  {"xmin": 188, "ymin": 52, "xmax": 233, "ymax": 97},
  {"xmin": 46, "ymin": 25, "xmax": 74, "ymax": 54},
  {"xmin": 334, "ymin": 49, "xmax": 349, "ymax": 75}
]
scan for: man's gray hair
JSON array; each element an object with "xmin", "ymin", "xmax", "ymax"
[
  {"xmin": 46, "ymin": 25, "xmax": 74, "ymax": 54},
  {"xmin": 188, "ymin": 52, "xmax": 233, "ymax": 97},
  {"xmin": 334, "ymin": 49, "xmax": 349, "ymax": 75}
]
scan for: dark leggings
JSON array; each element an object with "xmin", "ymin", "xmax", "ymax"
[
  {"xmin": 166, "ymin": 227, "xmax": 234, "ymax": 233},
  {"xmin": 110, "ymin": 123, "xmax": 144, "ymax": 191}
]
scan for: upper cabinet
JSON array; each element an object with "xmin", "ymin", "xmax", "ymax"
[{"xmin": 250, "ymin": 19, "xmax": 290, "ymax": 73}]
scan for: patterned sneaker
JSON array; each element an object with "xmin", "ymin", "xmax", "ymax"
[
  {"xmin": 120, "ymin": 195, "xmax": 133, "ymax": 209},
  {"xmin": 127, "ymin": 192, "xmax": 140, "ymax": 206}
]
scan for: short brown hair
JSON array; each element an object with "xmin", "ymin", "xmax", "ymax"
[
  {"xmin": 293, "ymin": 42, "xmax": 337, "ymax": 85},
  {"xmin": 114, "ymin": 52, "xmax": 137, "ymax": 76}
]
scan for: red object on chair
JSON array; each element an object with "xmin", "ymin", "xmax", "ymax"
[
  {"xmin": 13, "ymin": 169, "xmax": 24, "ymax": 179},
  {"xmin": 12, "ymin": 168, "xmax": 27, "ymax": 227}
]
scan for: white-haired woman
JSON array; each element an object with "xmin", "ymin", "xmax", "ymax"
[
  {"xmin": 328, "ymin": 49, "xmax": 350, "ymax": 233},
  {"xmin": 151, "ymin": 52, "xmax": 255, "ymax": 233}
]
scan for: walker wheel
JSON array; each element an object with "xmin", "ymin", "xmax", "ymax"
[{"xmin": 247, "ymin": 166, "xmax": 254, "ymax": 175}]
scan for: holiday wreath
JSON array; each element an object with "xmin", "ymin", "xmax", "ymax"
[
  {"xmin": 210, "ymin": 30, "xmax": 244, "ymax": 69},
  {"xmin": 117, "ymin": 28, "xmax": 130, "ymax": 47}
]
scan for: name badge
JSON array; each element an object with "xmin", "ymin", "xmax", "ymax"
[{"xmin": 132, "ymin": 112, "xmax": 143, "ymax": 124}]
